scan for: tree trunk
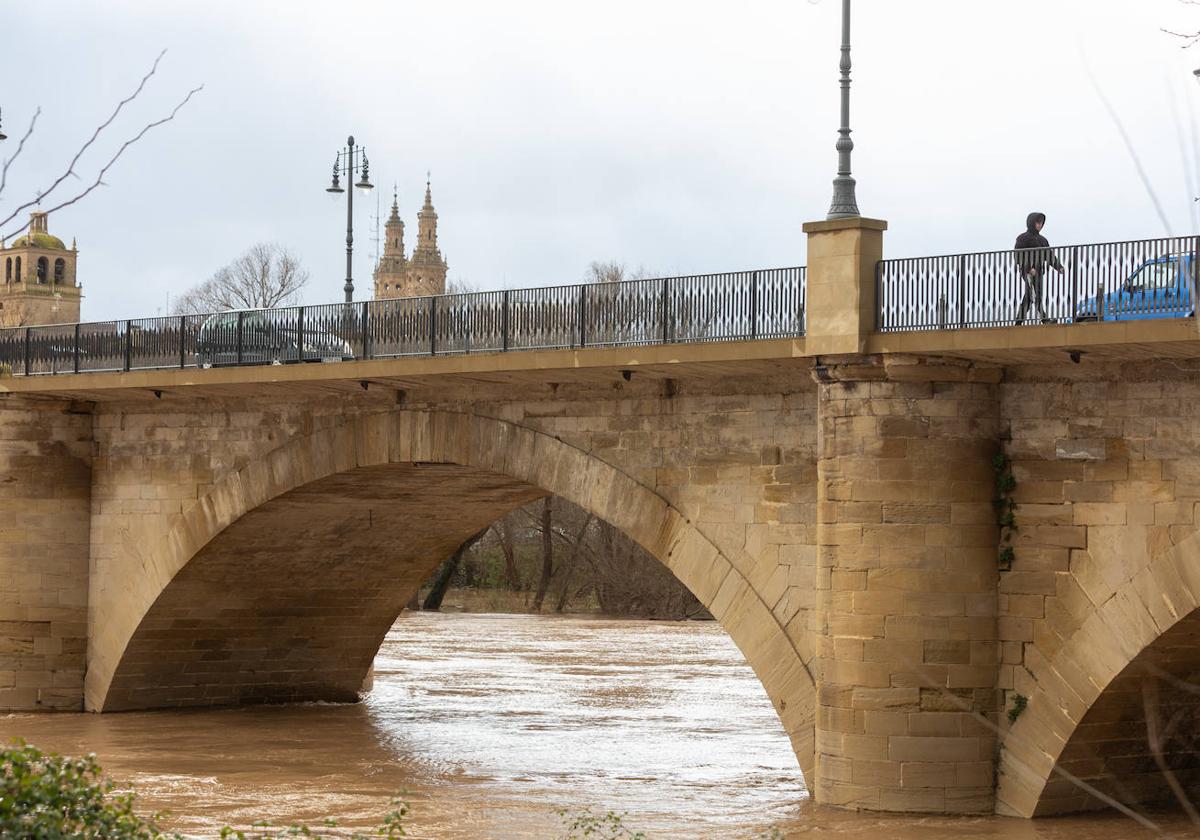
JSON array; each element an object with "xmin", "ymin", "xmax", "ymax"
[
  {"xmin": 423, "ymin": 529, "xmax": 488, "ymax": 611},
  {"xmin": 555, "ymin": 514, "xmax": 594, "ymax": 612},
  {"xmin": 422, "ymin": 554, "xmax": 460, "ymax": 612},
  {"xmin": 531, "ymin": 498, "xmax": 555, "ymax": 612},
  {"xmin": 495, "ymin": 521, "xmax": 521, "ymax": 590}
]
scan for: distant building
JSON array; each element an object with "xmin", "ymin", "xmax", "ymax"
[
  {"xmin": 372, "ymin": 180, "xmax": 448, "ymax": 299},
  {"xmin": 0, "ymin": 212, "xmax": 82, "ymax": 327}
]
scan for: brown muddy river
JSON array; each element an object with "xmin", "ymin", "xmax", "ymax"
[{"xmin": 1, "ymin": 613, "xmax": 1196, "ymax": 838}]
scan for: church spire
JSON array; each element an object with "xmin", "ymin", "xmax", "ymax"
[
  {"xmin": 415, "ymin": 174, "xmax": 439, "ymax": 252},
  {"xmin": 388, "ymin": 184, "xmax": 401, "ymax": 223}
]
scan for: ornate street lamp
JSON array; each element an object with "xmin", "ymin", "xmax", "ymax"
[
  {"xmin": 826, "ymin": 0, "xmax": 860, "ymax": 220},
  {"xmin": 326, "ymin": 135, "xmax": 374, "ymax": 302}
]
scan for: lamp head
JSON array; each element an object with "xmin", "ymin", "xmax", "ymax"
[
  {"xmin": 355, "ymin": 154, "xmax": 374, "ymax": 191},
  {"xmin": 326, "ymin": 155, "xmax": 344, "ymax": 193}
]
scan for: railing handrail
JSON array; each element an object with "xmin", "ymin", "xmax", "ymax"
[
  {"xmin": 876, "ymin": 234, "xmax": 1199, "ymax": 334},
  {"xmin": 2, "ymin": 265, "xmax": 806, "ymax": 332},
  {"xmin": 879, "ymin": 235, "xmax": 1193, "ymax": 266},
  {"xmin": 0, "ymin": 264, "xmax": 808, "ymax": 376}
]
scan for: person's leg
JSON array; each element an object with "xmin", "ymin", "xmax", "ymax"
[
  {"xmin": 1015, "ymin": 271, "xmax": 1033, "ymax": 324},
  {"xmin": 1033, "ymin": 270, "xmax": 1048, "ymax": 321}
]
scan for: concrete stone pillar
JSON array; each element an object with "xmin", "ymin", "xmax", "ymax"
[
  {"xmin": 0, "ymin": 397, "xmax": 92, "ymax": 711},
  {"xmin": 812, "ymin": 357, "xmax": 1002, "ymax": 813},
  {"xmin": 802, "ymin": 217, "xmax": 887, "ymax": 355}
]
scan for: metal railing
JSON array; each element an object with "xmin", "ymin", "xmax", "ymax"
[
  {"xmin": 0, "ymin": 266, "xmax": 806, "ymax": 376},
  {"xmin": 877, "ymin": 236, "xmax": 1200, "ymax": 332}
]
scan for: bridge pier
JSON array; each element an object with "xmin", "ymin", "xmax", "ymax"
[
  {"xmin": 813, "ymin": 358, "xmax": 1001, "ymax": 813},
  {"xmin": 0, "ymin": 397, "xmax": 92, "ymax": 711}
]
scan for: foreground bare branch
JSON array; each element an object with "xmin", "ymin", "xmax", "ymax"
[
  {"xmin": 0, "ymin": 83, "xmax": 203, "ymax": 243},
  {"xmin": 1141, "ymin": 679, "xmax": 1200, "ymax": 826},
  {"xmin": 2, "ymin": 50, "xmax": 169, "ymax": 228},
  {"xmin": 0, "ymin": 107, "xmax": 40, "ymax": 202}
]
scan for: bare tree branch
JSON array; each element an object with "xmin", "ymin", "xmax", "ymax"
[
  {"xmin": 1084, "ymin": 57, "xmax": 1175, "ymax": 236},
  {"xmin": 0, "ymin": 108, "xmax": 40, "ymax": 203},
  {"xmin": 1, "ymin": 83, "xmax": 203, "ymax": 243},
  {"xmin": 0, "ymin": 50, "xmax": 169, "ymax": 229},
  {"xmin": 1141, "ymin": 679, "xmax": 1200, "ymax": 826}
]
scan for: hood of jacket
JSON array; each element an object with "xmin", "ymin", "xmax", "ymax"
[{"xmin": 1026, "ymin": 212, "xmax": 1046, "ymax": 233}]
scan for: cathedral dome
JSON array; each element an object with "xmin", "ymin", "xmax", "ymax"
[{"xmin": 11, "ymin": 232, "xmax": 66, "ymax": 250}]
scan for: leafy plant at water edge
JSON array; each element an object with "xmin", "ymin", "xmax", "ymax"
[
  {"xmin": 0, "ymin": 739, "xmax": 179, "ymax": 839},
  {"xmin": 2, "ymin": 740, "xmax": 410, "ymax": 840},
  {"xmin": 558, "ymin": 809, "xmax": 647, "ymax": 839}
]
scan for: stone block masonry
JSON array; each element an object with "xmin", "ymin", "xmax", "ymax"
[
  {"xmin": 813, "ymin": 356, "xmax": 1002, "ymax": 814},
  {"xmin": 0, "ymin": 397, "xmax": 91, "ymax": 710}
]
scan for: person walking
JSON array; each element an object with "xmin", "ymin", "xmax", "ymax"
[{"xmin": 1013, "ymin": 212, "xmax": 1064, "ymax": 324}]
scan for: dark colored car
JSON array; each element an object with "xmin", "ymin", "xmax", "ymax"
[{"xmin": 196, "ymin": 311, "xmax": 355, "ymax": 368}]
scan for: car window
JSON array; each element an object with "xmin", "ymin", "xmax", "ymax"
[{"xmin": 1128, "ymin": 261, "xmax": 1176, "ymax": 292}]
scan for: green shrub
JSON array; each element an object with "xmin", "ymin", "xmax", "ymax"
[
  {"xmin": 1, "ymin": 741, "xmax": 410, "ymax": 840},
  {"xmin": 0, "ymin": 740, "xmax": 177, "ymax": 839}
]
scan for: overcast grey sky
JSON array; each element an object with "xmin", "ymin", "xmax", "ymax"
[{"xmin": 2, "ymin": 0, "xmax": 1198, "ymax": 320}]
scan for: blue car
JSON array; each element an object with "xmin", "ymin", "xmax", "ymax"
[{"xmin": 1075, "ymin": 254, "xmax": 1197, "ymax": 321}]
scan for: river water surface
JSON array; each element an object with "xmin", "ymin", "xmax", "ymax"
[{"xmin": 1, "ymin": 613, "xmax": 1196, "ymax": 838}]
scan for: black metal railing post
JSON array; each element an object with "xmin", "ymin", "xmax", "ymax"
[
  {"xmin": 1069, "ymin": 246, "xmax": 1078, "ymax": 322},
  {"xmin": 361, "ymin": 301, "xmax": 371, "ymax": 359},
  {"xmin": 1192, "ymin": 237, "xmax": 1200, "ymax": 316},
  {"xmin": 956, "ymin": 255, "xmax": 966, "ymax": 328},
  {"xmin": 661, "ymin": 278, "xmax": 671, "ymax": 343},
  {"xmin": 750, "ymin": 271, "xmax": 759, "ymax": 339},
  {"xmin": 297, "ymin": 306, "xmax": 305, "ymax": 362},
  {"xmin": 430, "ymin": 297, "xmax": 437, "ymax": 356},
  {"xmin": 123, "ymin": 321, "xmax": 132, "ymax": 372},
  {"xmin": 875, "ymin": 261, "xmax": 883, "ymax": 331},
  {"xmin": 73, "ymin": 324, "xmax": 80, "ymax": 374},
  {"xmin": 579, "ymin": 285, "xmax": 587, "ymax": 348},
  {"xmin": 236, "ymin": 311, "xmax": 244, "ymax": 364},
  {"xmin": 501, "ymin": 290, "xmax": 510, "ymax": 351},
  {"xmin": 23, "ymin": 328, "xmax": 31, "ymax": 376},
  {"xmin": 179, "ymin": 316, "xmax": 187, "ymax": 368}
]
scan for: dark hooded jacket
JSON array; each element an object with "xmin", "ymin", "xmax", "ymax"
[{"xmin": 1014, "ymin": 212, "xmax": 1062, "ymax": 273}]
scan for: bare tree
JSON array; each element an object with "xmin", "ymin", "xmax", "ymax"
[
  {"xmin": 585, "ymin": 261, "xmax": 648, "ymax": 285},
  {"xmin": 445, "ymin": 277, "xmax": 476, "ymax": 295},
  {"xmin": 173, "ymin": 243, "xmax": 309, "ymax": 313},
  {"xmin": 490, "ymin": 519, "xmax": 522, "ymax": 590},
  {"xmin": 0, "ymin": 50, "xmax": 202, "ymax": 242},
  {"xmin": 531, "ymin": 498, "xmax": 555, "ymax": 612}
]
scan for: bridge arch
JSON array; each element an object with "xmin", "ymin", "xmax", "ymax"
[
  {"xmin": 86, "ymin": 408, "xmax": 815, "ymax": 782},
  {"xmin": 997, "ymin": 527, "xmax": 1200, "ymax": 818}
]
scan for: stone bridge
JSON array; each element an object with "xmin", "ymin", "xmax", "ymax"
[{"xmin": 4, "ymin": 219, "xmax": 1200, "ymax": 820}]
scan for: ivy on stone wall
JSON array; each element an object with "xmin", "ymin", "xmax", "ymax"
[
  {"xmin": 993, "ymin": 452, "xmax": 1017, "ymax": 572},
  {"xmin": 1007, "ymin": 693, "xmax": 1028, "ymax": 724}
]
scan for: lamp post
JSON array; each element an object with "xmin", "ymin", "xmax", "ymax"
[
  {"xmin": 826, "ymin": 0, "xmax": 860, "ymax": 220},
  {"xmin": 325, "ymin": 135, "xmax": 374, "ymax": 302}
]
